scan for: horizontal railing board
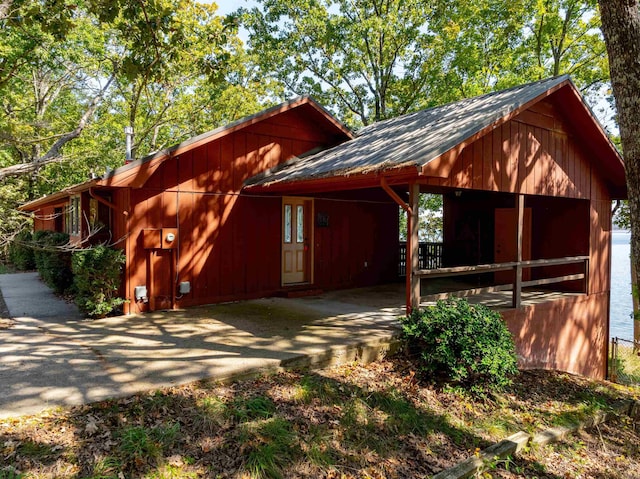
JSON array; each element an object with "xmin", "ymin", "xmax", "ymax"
[{"xmin": 415, "ymin": 255, "xmax": 588, "ymax": 278}]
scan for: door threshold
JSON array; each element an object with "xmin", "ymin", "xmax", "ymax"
[{"xmin": 279, "ymin": 284, "xmax": 323, "ymax": 298}]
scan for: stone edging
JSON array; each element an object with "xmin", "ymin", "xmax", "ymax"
[{"xmin": 432, "ymin": 399, "xmax": 640, "ymax": 479}]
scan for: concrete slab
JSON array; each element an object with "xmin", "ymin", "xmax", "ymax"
[
  {"xmin": 0, "ymin": 272, "xmax": 83, "ymax": 324},
  {"xmin": 0, "ymin": 273, "xmax": 403, "ymax": 418}
]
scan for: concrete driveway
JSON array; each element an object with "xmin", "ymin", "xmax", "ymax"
[{"xmin": 0, "ymin": 273, "xmax": 403, "ymax": 418}]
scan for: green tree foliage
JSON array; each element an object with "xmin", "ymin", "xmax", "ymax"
[
  {"xmin": 398, "ymin": 194, "xmax": 444, "ymax": 242},
  {"xmin": 401, "ymin": 298, "xmax": 519, "ymax": 392},
  {"xmin": 614, "ymin": 200, "xmax": 630, "ymax": 229},
  {"xmin": 0, "ymin": 10, "xmax": 113, "ymax": 192},
  {"xmin": 8, "ymin": 229, "xmax": 34, "ymax": 270},
  {"xmin": 0, "ymin": 178, "xmax": 31, "ymax": 259},
  {"xmin": 72, "ymin": 245, "xmax": 125, "ymax": 318},
  {"xmin": 243, "ymin": 0, "xmax": 611, "ymax": 128},
  {"xmin": 243, "ymin": 0, "xmax": 446, "ymax": 126},
  {"xmin": 94, "ymin": 0, "xmax": 235, "ymax": 158}
]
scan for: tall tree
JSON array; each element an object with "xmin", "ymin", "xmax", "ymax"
[
  {"xmin": 95, "ymin": 0, "xmax": 236, "ymax": 159},
  {"xmin": 244, "ymin": 0, "xmax": 610, "ymax": 129},
  {"xmin": 526, "ymin": 0, "xmax": 610, "ymax": 105},
  {"xmin": 243, "ymin": 0, "xmax": 448, "ymax": 126},
  {"xmin": 0, "ymin": 1, "xmax": 268, "ymax": 188},
  {"xmin": 0, "ymin": 0, "xmax": 270, "ymax": 256},
  {"xmin": 598, "ymin": 0, "xmax": 640, "ymax": 343},
  {"xmin": 0, "ymin": 11, "xmax": 114, "ymax": 191}
]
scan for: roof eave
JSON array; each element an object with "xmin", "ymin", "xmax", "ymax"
[
  {"xmin": 19, "ymin": 179, "xmax": 99, "ymax": 211},
  {"xmin": 245, "ymin": 164, "xmax": 420, "ymax": 194}
]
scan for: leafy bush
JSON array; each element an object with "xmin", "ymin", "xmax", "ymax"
[
  {"xmin": 8, "ymin": 230, "xmax": 35, "ymax": 270},
  {"xmin": 401, "ymin": 298, "xmax": 518, "ymax": 392},
  {"xmin": 32, "ymin": 230, "xmax": 73, "ymax": 293},
  {"xmin": 72, "ymin": 245, "xmax": 125, "ymax": 318}
]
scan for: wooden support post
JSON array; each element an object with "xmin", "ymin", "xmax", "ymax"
[
  {"xmin": 407, "ymin": 183, "xmax": 420, "ymax": 314},
  {"xmin": 148, "ymin": 250, "xmax": 155, "ymax": 312},
  {"xmin": 513, "ymin": 194, "xmax": 524, "ymax": 308},
  {"xmin": 170, "ymin": 248, "xmax": 176, "ymax": 310}
]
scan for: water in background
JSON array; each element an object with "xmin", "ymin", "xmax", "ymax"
[{"xmin": 610, "ymin": 230, "xmax": 633, "ymax": 340}]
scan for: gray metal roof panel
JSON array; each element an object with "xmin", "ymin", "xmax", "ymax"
[{"xmin": 247, "ymin": 75, "xmax": 570, "ymax": 187}]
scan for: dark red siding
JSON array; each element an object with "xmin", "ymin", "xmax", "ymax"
[
  {"xmin": 122, "ymin": 113, "xmax": 360, "ymax": 312},
  {"xmin": 428, "ymin": 98, "xmax": 614, "ymax": 378}
]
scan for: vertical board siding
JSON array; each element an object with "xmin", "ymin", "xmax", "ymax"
[
  {"xmin": 122, "ymin": 112, "xmax": 352, "ymax": 311},
  {"xmin": 436, "ymin": 103, "xmax": 605, "ymax": 202},
  {"xmin": 33, "ymin": 205, "xmax": 58, "ymax": 231},
  {"xmin": 313, "ymin": 198, "xmax": 398, "ymax": 290},
  {"xmin": 502, "ymin": 293, "xmax": 609, "ymax": 379},
  {"xmin": 589, "ymin": 198, "xmax": 612, "ymax": 295}
]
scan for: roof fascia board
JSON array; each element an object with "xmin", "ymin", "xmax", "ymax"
[
  {"xmin": 19, "ymin": 179, "xmax": 98, "ymax": 211},
  {"xmin": 421, "ymin": 78, "xmax": 571, "ymax": 178},
  {"xmin": 246, "ymin": 165, "xmax": 419, "ymax": 195}
]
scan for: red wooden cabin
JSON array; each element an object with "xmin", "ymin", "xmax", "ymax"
[{"xmin": 22, "ymin": 76, "xmax": 626, "ymax": 379}]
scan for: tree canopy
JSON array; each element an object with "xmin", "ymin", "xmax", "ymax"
[
  {"xmin": 0, "ymin": 0, "xmax": 277, "ymax": 246},
  {"xmin": 0, "ymin": 0, "xmax": 618, "ymax": 251},
  {"xmin": 242, "ymin": 0, "xmax": 610, "ymax": 128}
]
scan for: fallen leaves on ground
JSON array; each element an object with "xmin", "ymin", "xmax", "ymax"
[{"xmin": 0, "ymin": 358, "xmax": 638, "ymax": 479}]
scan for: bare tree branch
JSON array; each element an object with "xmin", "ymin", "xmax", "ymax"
[
  {"xmin": 0, "ymin": 75, "xmax": 115, "ymax": 182},
  {"xmin": 0, "ymin": 0, "xmax": 12, "ymax": 20}
]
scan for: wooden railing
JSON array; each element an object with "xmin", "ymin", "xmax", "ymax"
[
  {"xmin": 399, "ymin": 242, "xmax": 443, "ymax": 276},
  {"xmin": 415, "ymin": 255, "xmax": 589, "ymax": 308}
]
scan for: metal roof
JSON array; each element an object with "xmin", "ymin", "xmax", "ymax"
[{"xmin": 246, "ymin": 75, "xmax": 573, "ymax": 187}]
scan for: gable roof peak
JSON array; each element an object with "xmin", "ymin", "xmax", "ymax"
[{"xmin": 247, "ymin": 75, "xmax": 624, "ymax": 197}]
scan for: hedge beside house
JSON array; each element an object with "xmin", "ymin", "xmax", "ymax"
[
  {"xmin": 9, "ymin": 230, "xmax": 35, "ymax": 270},
  {"xmin": 72, "ymin": 245, "xmax": 126, "ymax": 318},
  {"xmin": 32, "ymin": 230, "xmax": 73, "ymax": 294}
]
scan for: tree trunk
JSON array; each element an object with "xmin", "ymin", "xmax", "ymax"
[
  {"xmin": 598, "ymin": 0, "xmax": 640, "ymax": 344},
  {"xmin": 632, "ymin": 250, "xmax": 640, "ymax": 345}
]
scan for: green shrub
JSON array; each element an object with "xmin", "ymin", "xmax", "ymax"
[
  {"xmin": 72, "ymin": 245, "xmax": 125, "ymax": 318},
  {"xmin": 8, "ymin": 230, "xmax": 35, "ymax": 270},
  {"xmin": 32, "ymin": 230, "xmax": 73, "ymax": 293},
  {"xmin": 401, "ymin": 298, "xmax": 518, "ymax": 392}
]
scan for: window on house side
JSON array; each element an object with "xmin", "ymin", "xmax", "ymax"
[{"xmin": 67, "ymin": 196, "xmax": 80, "ymax": 236}]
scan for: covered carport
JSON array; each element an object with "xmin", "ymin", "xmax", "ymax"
[{"xmin": 245, "ymin": 75, "xmax": 626, "ymax": 379}]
